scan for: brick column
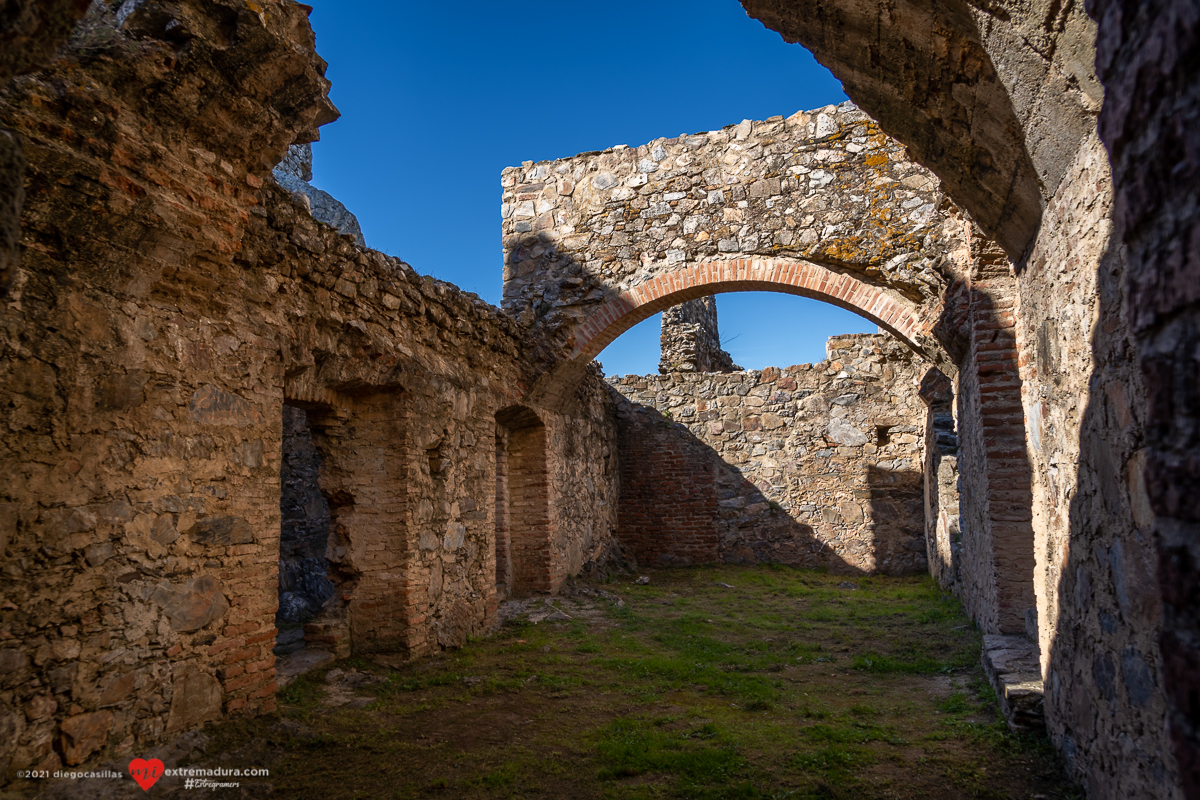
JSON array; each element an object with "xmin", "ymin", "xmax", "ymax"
[
  {"xmin": 958, "ymin": 238, "xmax": 1038, "ymax": 635},
  {"xmin": 496, "ymin": 408, "xmax": 552, "ymax": 596}
]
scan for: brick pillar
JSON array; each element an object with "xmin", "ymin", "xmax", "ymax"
[
  {"xmin": 496, "ymin": 408, "xmax": 552, "ymax": 596},
  {"xmin": 961, "ymin": 238, "xmax": 1038, "ymax": 634}
]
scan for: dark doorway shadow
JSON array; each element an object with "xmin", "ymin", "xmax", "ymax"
[{"xmin": 277, "ymin": 404, "xmax": 336, "ymax": 656}]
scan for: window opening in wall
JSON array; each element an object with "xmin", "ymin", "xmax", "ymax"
[
  {"xmin": 877, "ymin": 425, "xmax": 894, "ymax": 446},
  {"xmin": 277, "ymin": 404, "xmax": 336, "ymax": 657},
  {"xmin": 495, "ymin": 407, "xmax": 550, "ymax": 597}
]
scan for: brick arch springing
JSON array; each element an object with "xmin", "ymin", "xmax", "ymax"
[{"xmin": 572, "ymin": 257, "xmax": 932, "ymax": 364}]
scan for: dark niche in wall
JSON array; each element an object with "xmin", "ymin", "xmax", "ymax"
[{"xmin": 278, "ymin": 405, "xmax": 336, "ymax": 651}]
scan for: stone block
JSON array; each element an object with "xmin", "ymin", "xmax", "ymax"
[
  {"xmin": 59, "ymin": 710, "xmax": 113, "ymax": 766},
  {"xmin": 185, "ymin": 516, "xmax": 255, "ymax": 547},
  {"xmin": 149, "ymin": 575, "xmax": 230, "ymax": 632},
  {"xmin": 165, "ymin": 669, "xmax": 222, "ymax": 735}
]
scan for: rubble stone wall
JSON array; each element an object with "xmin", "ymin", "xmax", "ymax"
[
  {"xmin": 609, "ymin": 334, "xmax": 928, "ymax": 574},
  {"xmin": 0, "ymin": 2, "xmax": 619, "ymax": 778},
  {"xmin": 501, "ymin": 103, "xmax": 972, "ymax": 407},
  {"xmin": 1091, "ymin": 0, "xmax": 1200, "ymax": 791},
  {"xmin": 734, "ymin": 1, "xmax": 1182, "ymax": 795},
  {"xmin": 1018, "ymin": 132, "xmax": 1178, "ymax": 798}
]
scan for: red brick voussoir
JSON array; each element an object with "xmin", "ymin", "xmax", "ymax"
[{"xmin": 571, "ymin": 257, "xmax": 930, "ymax": 362}]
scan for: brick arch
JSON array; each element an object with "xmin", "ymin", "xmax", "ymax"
[{"xmin": 572, "ymin": 257, "xmax": 932, "ymax": 363}]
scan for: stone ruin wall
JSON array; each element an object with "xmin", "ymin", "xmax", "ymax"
[
  {"xmin": 609, "ymin": 333, "xmax": 928, "ymax": 574},
  {"xmin": 0, "ymin": 0, "xmax": 1196, "ymax": 796},
  {"xmin": 659, "ymin": 297, "xmax": 739, "ymax": 374},
  {"xmin": 730, "ymin": 0, "xmax": 1182, "ymax": 794},
  {"xmin": 503, "ymin": 92, "xmax": 1182, "ymax": 795},
  {"xmin": 0, "ymin": 1, "xmax": 619, "ymax": 777},
  {"xmin": 1090, "ymin": 0, "xmax": 1200, "ymax": 790},
  {"xmin": 500, "ymin": 101, "xmax": 969, "ymax": 398},
  {"xmin": 1015, "ymin": 132, "xmax": 1174, "ymax": 797}
]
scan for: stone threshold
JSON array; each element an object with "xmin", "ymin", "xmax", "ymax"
[{"xmin": 982, "ymin": 634, "xmax": 1045, "ymax": 733}]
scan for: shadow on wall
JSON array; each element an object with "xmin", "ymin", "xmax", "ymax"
[
  {"xmin": 612, "ymin": 395, "xmax": 927, "ymax": 576},
  {"xmin": 1044, "ymin": 231, "xmax": 1175, "ymax": 794}
]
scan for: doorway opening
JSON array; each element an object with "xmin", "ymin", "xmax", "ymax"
[{"xmin": 495, "ymin": 407, "xmax": 551, "ymax": 598}]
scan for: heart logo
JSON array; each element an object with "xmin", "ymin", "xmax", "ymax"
[{"xmin": 128, "ymin": 758, "xmax": 165, "ymax": 792}]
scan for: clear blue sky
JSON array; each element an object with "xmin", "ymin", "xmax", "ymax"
[{"xmin": 304, "ymin": 0, "xmax": 877, "ymax": 375}]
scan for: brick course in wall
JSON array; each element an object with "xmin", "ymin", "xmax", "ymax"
[{"xmin": 501, "ymin": 105, "xmax": 973, "ymax": 409}]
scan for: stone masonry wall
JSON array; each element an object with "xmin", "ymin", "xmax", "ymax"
[
  {"xmin": 609, "ymin": 333, "xmax": 928, "ymax": 574},
  {"xmin": 659, "ymin": 297, "xmax": 739, "ymax": 374},
  {"xmin": 1091, "ymin": 0, "xmax": 1200, "ymax": 791},
  {"xmin": 501, "ymin": 103, "xmax": 971, "ymax": 399},
  {"xmin": 0, "ymin": 2, "xmax": 620, "ymax": 779},
  {"xmin": 732, "ymin": 2, "xmax": 1181, "ymax": 793},
  {"xmin": 1017, "ymin": 133, "xmax": 1177, "ymax": 798}
]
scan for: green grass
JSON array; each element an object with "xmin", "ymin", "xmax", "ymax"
[{"xmin": 179, "ymin": 566, "xmax": 1080, "ymax": 800}]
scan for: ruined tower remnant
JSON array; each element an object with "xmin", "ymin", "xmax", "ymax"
[{"xmin": 659, "ymin": 297, "xmax": 740, "ymax": 374}]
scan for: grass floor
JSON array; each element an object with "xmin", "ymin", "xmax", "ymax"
[{"xmin": 199, "ymin": 565, "xmax": 1080, "ymax": 799}]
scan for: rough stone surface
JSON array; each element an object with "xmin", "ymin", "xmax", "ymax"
[
  {"xmin": 0, "ymin": 0, "xmax": 92, "ymax": 294},
  {"xmin": 731, "ymin": 2, "xmax": 1184, "ymax": 795},
  {"xmin": 610, "ymin": 334, "xmax": 927, "ymax": 574},
  {"xmin": 0, "ymin": 2, "xmax": 619, "ymax": 775},
  {"xmin": 739, "ymin": 0, "xmax": 1101, "ymax": 259},
  {"xmin": 273, "ymin": 144, "xmax": 367, "ymax": 248},
  {"xmin": 1090, "ymin": 0, "xmax": 1200, "ymax": 793},
  {"xmin": 659, "ymin": 297, "xmax": 739, "ymax": 374},
  {"xmin": 163, "ymin": 669, "xmax": 221, "ymax": 736},
  {"xmin": 501, "ymin": 104, "xmax": 973, "ymax": 408},
  {"xmin": 0, "ymin": 0, "xmax": 1196, "ymax": 796}
]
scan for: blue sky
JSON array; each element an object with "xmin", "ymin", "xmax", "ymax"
[{"xmin": 304, "ymin": 0, "xmax": 877, "ymax": 375}]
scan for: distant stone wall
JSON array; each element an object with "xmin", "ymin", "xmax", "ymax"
[{"xmin": 609, "ymin": 334, "xmax": 928, "ymax": 574}]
